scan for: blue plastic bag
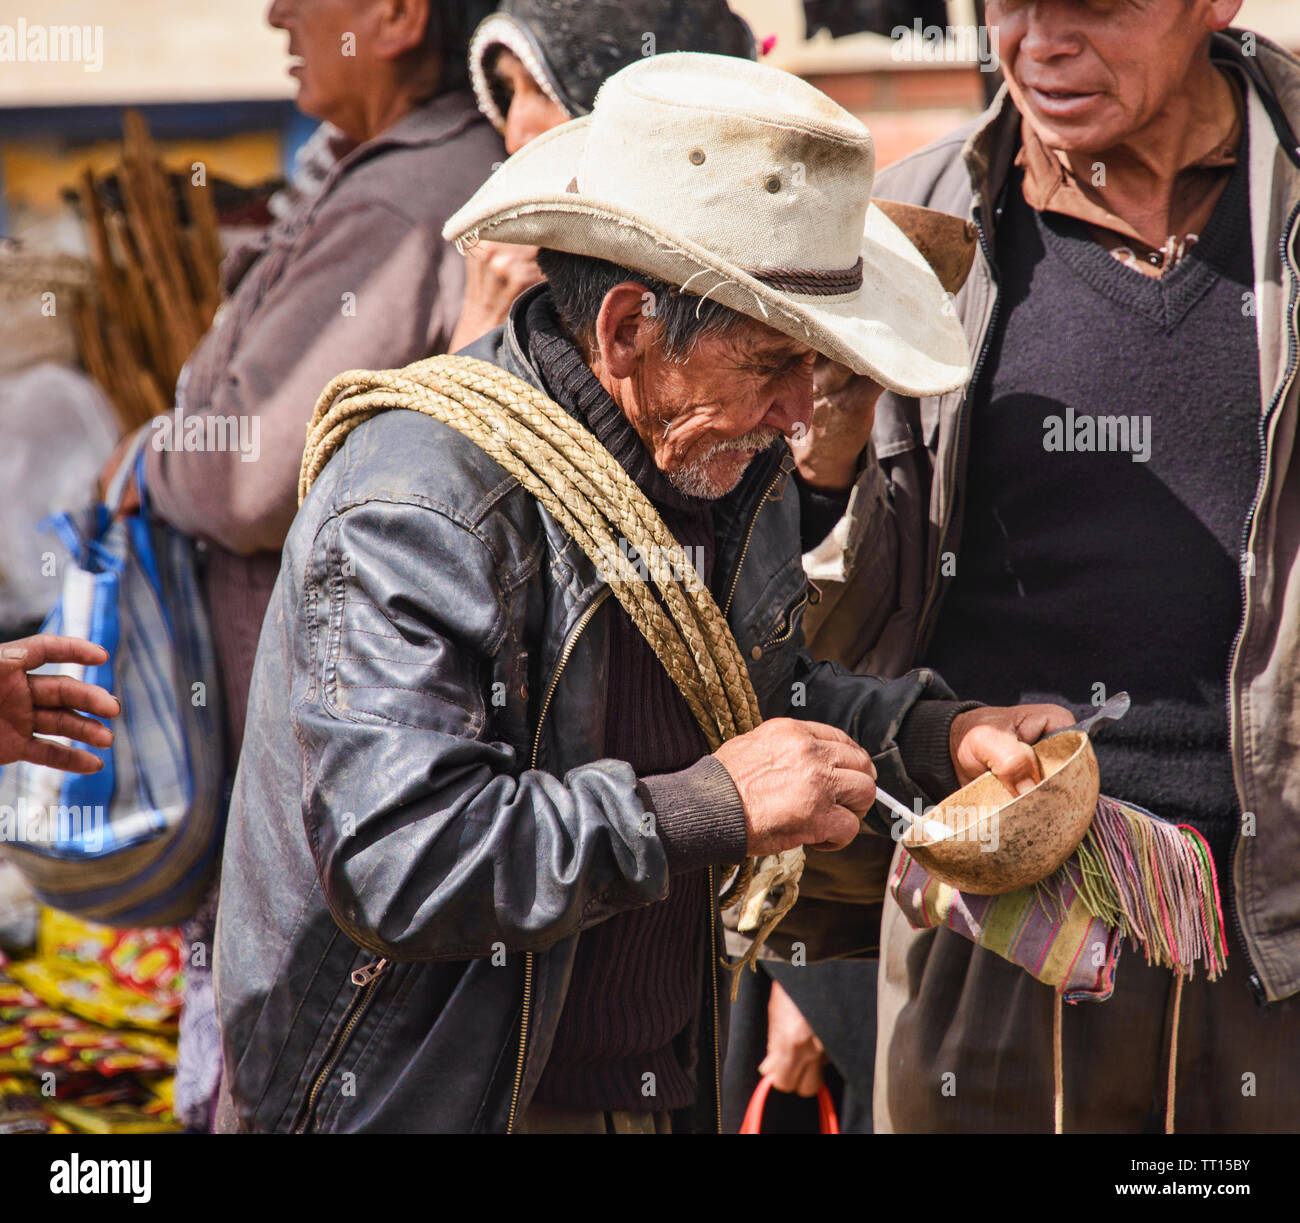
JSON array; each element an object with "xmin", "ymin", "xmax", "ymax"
[{"xmin": 0, "ymin": 434, "xmax": 225, "ymax": 925}]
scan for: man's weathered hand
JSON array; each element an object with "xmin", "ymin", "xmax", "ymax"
[
  {"xmin": 713, "ymin": 718, "xmax": 875, "ymax": 857},
  {"xmin": 0, "ymin": 635, "xmax": 119, "ymax": 773},
  {"xmin": 788, "ymin": 357, "xmax": 885, "ymax": 492},
  {"xmin": 759, "ymin": 980, "xmax": 827, "ymax": 1097},
  {"xmin": 949, "ymin": 703, "xmax": 1076, "ymax": 798}
]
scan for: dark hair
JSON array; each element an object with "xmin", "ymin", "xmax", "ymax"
[
  {"xmin": 536, "ymin": 248, "xmax": 747, "ymax": 361},
  {"xmin": 423, "ymin": 0, "xmax": 495, "ymax": 95}
]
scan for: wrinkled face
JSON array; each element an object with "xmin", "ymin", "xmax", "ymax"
[
  {"xmin": 490, "ymin": 48, "xmax": 570, "ymax": 154},
  {"xmin": 987, "ymin": 0, "xmax": 1237, "ymax": 153},
  {"xmin": 627, "ymin": 318, "xmax": 818, "ymax": 500},
  {"xmin": 268, "ymin": 0, "xmax": 382, "ymax": 133}
]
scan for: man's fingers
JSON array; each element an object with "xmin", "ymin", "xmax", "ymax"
[
  {"xmin": 32, "ymin": 709, "xmax": 114, "ymax": 748},
  {"xmin": 984, "ymin": 738, "xmax": 1043, "ymax": 798},
  {"xmin": 29, "ymin": 675, "xmax": 121, "ymax": 719},
  {"xmin": 790, "ymin": 722, "xmax": 873, "ymax": 769},
  {"xmin": 813, "ymin": 803, "xmax": 862, "ymax": 850},
  {"xmin": 794, "ymin": 1058, "xmax": 824, "ymax": 1099},
  {"xmin": 20, "ymin": 737, "xmax": 105, "ymax": 774},
  {"xmin": 758, "ymin": 1054, "xmax": 800, "ymax": 1094},
  {"xmin": 818, "ymin": 737, "xmax": 877, "ymax": 778},
  {"xmin": 0, "ymin": 635, "xmax": 108, "ymax": 673},
  {"xmin": 829, "ymin": 766, "xmax": 877, "ymax": 818},
  {"xmin": 1014, "ymin": 704, "xmax": 1075, "ymax": 743}
]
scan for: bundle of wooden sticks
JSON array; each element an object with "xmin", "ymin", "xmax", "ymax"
[{"xmin": 71, "ymin": 111, "xmax": 223, "ymax": 433}]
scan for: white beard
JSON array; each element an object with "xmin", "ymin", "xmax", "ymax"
[{"xmin": 665, "ymin": 426, "xmax": 783, "ymax": 500}]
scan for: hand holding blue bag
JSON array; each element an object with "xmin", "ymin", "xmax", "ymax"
[{"xmin": 0, "ymin": 431, "xmax": 225, "ymax": 925}]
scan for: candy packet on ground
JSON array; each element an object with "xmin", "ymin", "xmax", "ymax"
[{"xmin": 0, "ymin": 907, "xmax": 183, "ymax": 1133}]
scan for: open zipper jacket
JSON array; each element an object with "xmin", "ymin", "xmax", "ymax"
[
  {"xmin": 213, "ymin": 290, "xmax": 959, "ymax": 1132},
  {"xmin": 805, "ymin": 30, "xmax": 1300, "ymax": 1003}
]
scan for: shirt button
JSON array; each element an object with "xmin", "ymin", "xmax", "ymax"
[{"xmin": 751, "ymin": 645, "xmax": 763, "ymax": 660}]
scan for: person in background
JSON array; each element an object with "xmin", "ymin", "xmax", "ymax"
[
  {"xmin": 0, "ymin": 635, "xmax": 118, "ymax": 773},
  {"xmin": 448, "ymin": 0, "xmax": 756, "ymax": 352},
  {"xmin": 98, "ymin": 0, "xmax": 502, "ymax": 1132},
  {"xmin": 803, "ymin": 1, "xmax": 1300, "ymax": 1131}
]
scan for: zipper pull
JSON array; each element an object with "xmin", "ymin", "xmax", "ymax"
[{"xmin": 351, "ymin": 958, "xmax": 388, "ymax": 987}]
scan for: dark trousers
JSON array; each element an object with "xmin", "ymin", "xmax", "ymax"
[{"xmin": 877, "ymin": 893, "xmax": 1300, "ymax": 1133}]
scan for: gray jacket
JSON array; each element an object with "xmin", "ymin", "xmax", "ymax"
[
  {"xmin": 213, "ymin": 291, "xmax": 960, "ymax": 1133},
  {"xmin": 805, "ymin": 31, "xmax": 1300, "ymax": 1002}
]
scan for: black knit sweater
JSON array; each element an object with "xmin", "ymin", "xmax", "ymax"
[{"xmin": 925, "ymin": 146, "xmax": 1261, "ymax": 882}]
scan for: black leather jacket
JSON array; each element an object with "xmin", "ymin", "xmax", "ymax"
[{"xmin": 213, "ymin": 292, "xmax": 957, "ymax": 1132}]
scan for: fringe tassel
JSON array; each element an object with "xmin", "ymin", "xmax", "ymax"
[{"xmin": 1072, "ymin": 797, "xmax": 1229, "ymax": 981}]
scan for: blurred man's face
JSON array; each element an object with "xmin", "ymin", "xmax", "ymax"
[
  {"xmin": 268, "ymin": 0, "xmax": 386, "ymax": 136},
  {"xmin": 490, "ymin": 49, "xmax": 570, "ymax": 155},
  {"xmin": 987, "ymin": 0, "xmax": 1241, "ymax": 153}
]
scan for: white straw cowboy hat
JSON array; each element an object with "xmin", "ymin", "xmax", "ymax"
[{"xmin": 444, "ymin": 52, "xmax": 972, "ymax": 395}]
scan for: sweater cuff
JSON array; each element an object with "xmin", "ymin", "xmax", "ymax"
[
  {"xmin": 638, "ymin": 756, "xmax": 749, "ymax": 874},
  {"xmin": 895, "ymin": 699, "xmax": 984, "ymax": 802}
]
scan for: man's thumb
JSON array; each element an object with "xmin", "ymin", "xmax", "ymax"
[{"xmin": 987, "ymin": 740, "xmax": 1042, "ymax": 798}]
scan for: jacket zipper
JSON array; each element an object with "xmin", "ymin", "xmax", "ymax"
[
  {"xmin": 505, "ymin": 951, "xmax": 533, "ymax": 1134},
  {"xmin": 505, "ymin": 587, "xmax": 613, "ymax": 1134},
  {"xmin": 707, "ymin": 863, "xmax": 723, "ymax": 1134},
  {"xmin": 530, "ymin": 589, "xmax": 613, "ymax": 773},
  {"xmin": 724, "ymin": 465, "xmax": 786, "ymax": 617},
  {"xmin": 1224, "ymin": 199, "xmax": 1300, "ymax": 1003},
  {"xmin": 763, "ymin": 589, "xmax": 809, "ymax": 648},
  {"xmin": 292, "ymin": 957, "xmax": 389, "ymax": 1133},
  {"xmin": 712, "ymin": 465, "xmax": 788, "ymax": 1130}
]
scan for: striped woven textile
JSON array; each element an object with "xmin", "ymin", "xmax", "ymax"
[
  {"xmin": 890, "ymin": 846, "xmax": 1123, "ymax": 1002},
  {"xmin": 891, "ymin": 794, "xmax": 1230, "ymax": 1001}
]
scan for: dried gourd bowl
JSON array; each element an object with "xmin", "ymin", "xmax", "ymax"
[{"xmin": 901, "ymin": 730, "xmax": 1099, "ymax": 894}]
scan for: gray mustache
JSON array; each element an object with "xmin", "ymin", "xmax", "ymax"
[{"xmin": 708, "ymin": 426, "xmax": 783, "ymax": 454}]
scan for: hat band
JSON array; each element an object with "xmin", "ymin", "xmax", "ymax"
[{"xmin": 746, "ymin": 258, "xmax": 863, "ymax": 296}]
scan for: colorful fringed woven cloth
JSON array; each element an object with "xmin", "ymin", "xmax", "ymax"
[{"xmin": 891, "ymin": 795, "xmax": 1229, "ymax": 1000}]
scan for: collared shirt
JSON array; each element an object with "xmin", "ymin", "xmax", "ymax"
[{"xmin": 1015, "ymin": 72, "xmax": 1243, "ymax": 278}]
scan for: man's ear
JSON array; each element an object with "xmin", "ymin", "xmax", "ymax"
[
  {"xmin": 593, "ymin": 283, "xmax": 659, "ymax": 380},
  {"xmin": 374, "ymin": 0, "xmax": 431, "ymax": 60},
  {"xmin": 1205, "ymin": 0, "xmax": 1244, "ymax": 33}
]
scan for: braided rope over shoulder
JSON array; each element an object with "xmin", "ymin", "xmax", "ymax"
[{"xmin": 299, "ymin": 353, "xmax": 801, "ymax": 988}]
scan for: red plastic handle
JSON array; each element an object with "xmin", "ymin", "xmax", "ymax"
[{"xmin": 739, "ymin": 1072, "xmax": 840, "ymax": 1134}]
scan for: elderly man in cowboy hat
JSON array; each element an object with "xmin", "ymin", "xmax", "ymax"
[{"xmin": 212, "ymin": 52, "xmax": 1070, "ymax": 1135}]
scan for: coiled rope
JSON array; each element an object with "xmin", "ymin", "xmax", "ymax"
[{"xmin": 299, "ymin": 353, "xmax": 802, "ymax": 982}]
